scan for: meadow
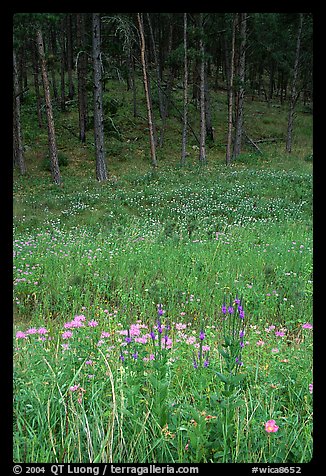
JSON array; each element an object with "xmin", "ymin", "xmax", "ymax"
[{"xmin": 13, "ymin": 80, "xmax": 313, "ymax": 464}]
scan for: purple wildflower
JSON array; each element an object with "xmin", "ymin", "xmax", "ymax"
[
  {"xmin": 199, "ymin": 330, "xmax": 205, "ymax": 341},
  {"xmin": 222, "ymin": 304, "xmax": 227, "ymax": 314}
]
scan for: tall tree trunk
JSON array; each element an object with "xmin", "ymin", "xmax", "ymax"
[
  {"xmin": 226, "ymin": 14, "xmax": 236, "ymax": 166},
  {"xmin": 131, "ymin": 53, "xmax": 137, "ymax": 118},
  {"xmin": 181, "ymin": 12, "xmax": 188, "ymax": 165},
  {"xmin": 13, "ymin": 50, "xmax": 27, "ymax": 175},
  {"xmin": 77, "ymin": 13, "xmax": 87, "ymax": 143},
  {"xmin": 36, "ymin": 29, "xmax": 61, "ymax": 185},
  {"xmin": 31, "ymin": 39, "xmax": 43, "ymax": 128},
  {"xmin": 204, "ymin": 71, "xmax": 214, "ymax": 142},
  {"xmin": 60, "ymin": 18, "xmax": 66, "ymax": 112},
  {"xmin": 49, "ymin": 26, "xmax": 58, "ymax": 103},
  {"xmin": 137, "ymin": 13, "xmax": 157, "ymax": 169},
  {"xmin": 66, "ymin": 13, "xmax": 75, "ymax": 100},
  {"xmin": 92, "ymin": 13, "xmax": 108, "ymax": 181},
  {"xmin": 198, "ymin": 13, "xmax": 206, "ymax": 164},
  {"xmin": 286, "ymin": 13, "xmax": 303, "ymax": 153},
  {"xmin": 147, "ymin": 13, "xmax": 164, "ymax": 120},
  {"xmin": 233, "ymin": 12, "xmax": 247, "ymax": 159}
]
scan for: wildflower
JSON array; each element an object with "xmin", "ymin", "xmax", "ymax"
[
  {"xmin": 271, "ymin": 348, "xmax": 279, "ymax": 353},
  {"xmin": 176, "ymin": 322, "xmax": 187, "ymax": 330},
  {"xmin": 85, "ymin": 360, "xmax": 93, "ymax": 365},
  {"xmin": 228, "ymin": 306, "xmax": 234, "ymax": 314},
  {"xmin": 132, "ymin": 352, "xmax": 138, "ymax": 360},
  {"xmin": 275, "ymin": 331, "xmax": 285, "ymax": 337},
  {"xmin": 37, "ymin": 327, "xmax": 48, "ymax": 335},
  {"xmin": 265, "ymin": 420, "xmax": 279, "ymax": 433},
  {"xmin": 88, "ymin": 320, "xmax": 98, "ymax": 327},
  {"xmin": 309, "ymin": 383, "xmax": 313, "ymax": 394},
  {"xmin": 221, "ymin": 304, "xmax": 227, "ymax": 314},
  {"xmin": 74, "ymin": 314, "xmax": 86, "ymax": 322},
  {"xmin": 70, "ymin": 384, "xmax": 80, "ymax": 392},
  {"xmin": 26, "ymin": 328, "xmax": 38, "ymax": 335},
  {"xmin": 157, "ymin": 304, "xmax": 164, "ymax": 316},
  {"xmin": 199, "ymin": 330, "xmax": 205, "ymax": 341},
  {"xmin": 256, "ymin": 340, "xmax": 265, "ymax": 346},
  {"xmin": 125, "ymin": 336, "xmax": 132, "ymax": 344},
  {"xmin": 101, "ymin": 331, "xmax": 111, "ymax": 338},
  {"xmin": 203, "ymin": 359, "xmax": 209, "ymax": 367},
  {"xmin": 62, "ymin": 331, "xmax": 73, "ymax": 339},
  {"xmin": 302, "ymin": 323, "xmax": 313, "ymax": 329},
  {"xmin": 15, "ymin": 331, "xmax": 27, "ymax": 339}
]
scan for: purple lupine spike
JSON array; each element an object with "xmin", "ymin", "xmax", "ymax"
[{"xmin": 199, "ymin": 330, "xmax": 205, "ymax": 341}]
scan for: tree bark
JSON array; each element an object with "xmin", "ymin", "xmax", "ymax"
[
  {"xmin": 31, "ymin": 39, "xmax": 43, "ymax": 128},
  {"xmin": 286, "ymin": 13, "xmax": 303, "ymax": 153},
  {"xmin": 77, "ymin": 13, "xmax": 87, "ymax": 143},
  {"xmin": 13, "ymin": 50, "xmax": 27, "ymax": 175},
  {"xmin": 66, "ymin": 13, "xmax": 75, "ymax": 100},
  {"xmin": 233, "ymin": 12, "xmax": 247, "ymax": 159},
  {"xmin": 36, "ymin": 29, "xmax": 61, "ymax": 185},
  {"xmin": 198, "ymin": 13, "xmax": 206, "ymax": 164},
  {"xmin": 92, "ymin": 13, "xmax": 108, "ymax": 181},
  {"xmin": 60, "ymin": 18, "xmax": 66, "ymax": 112},
  {"xmin": 181, "ymin": 12, "xmax": 188, "ymax": 165},
  {"xmin": 137, "ymin": 13, "xmax": 157, "ymax": 168},
  {"xmin": 226, "ymin": 14, "xmax": 236, "ymax": 166}
]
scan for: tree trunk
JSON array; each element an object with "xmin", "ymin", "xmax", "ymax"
[
  {"xmin": 77, "ymin": 13, "xmax": 87, "ymax": 143},
  {"xmin": 137, "ymin": 13, "xmax": 157, "ymax": 169},
  {"xmin": 198, "ymin": 13, "xmax": 206, "ymax": 164},
  {"xmin": 226, "ymin": 14, "xmax": 236, "ymax": 165},
  {"xmin": 49, "ymin": 26, "xmax": 58, "ymax": 104},
  {"xmin": 36, "ymin": 29, "xmax": 61, "ymax": 185},
  {"xmin": 13, "ymin": 50, "xmax": 27, "ymax": 175},
  {"xmin": 147, "ymin": 13, "xmax": 164, "ymax": 120},
  {"xmin": 286, "ymin": 13, "xmax": 303, "ymax": 153},
  {"xmin": 60, "ymin": 18, "xmax": 66, "ymax": 112},
  {"xmin": 66, "ymin": 13, "xmax": 75, "ymax": 100},
  {"xmin": 205, "ymin": 70, "xmax": 214, "ymax": 142},
  {"xmin": 233, "ymin": 12, "xmax": 247, "ymax": 159},
  {"xmin": 181, "ymin": 12, "xmax": 188, "ymax": 165},
  {"xmin": 92, "ymin": 13, "xmax": 108, "ymax": 181},
  {"xmin": 31, "ymin": 39, "xmax": 43, "ymax": 128}
]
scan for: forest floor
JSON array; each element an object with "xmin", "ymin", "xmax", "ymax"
[{"xmin": 13, "ymin": 80, "xmax": 313, "ymax": 464}]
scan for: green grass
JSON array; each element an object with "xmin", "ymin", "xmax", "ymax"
[{"xmin": 13, "ymin": 78, "xmax": 313, "ymax": 463}]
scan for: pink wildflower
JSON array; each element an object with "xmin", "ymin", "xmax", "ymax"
[
  {"xmin": 37, "ymin": 327, "xmax": 48, "ymax": 335},
  {"xmin": 62, "ymin": 330, "xmax": 73, "ymax": 339},
  {"xmin": 16, "ymin": 331, "xmax": 27, "ymax": 339},
  {"xmin": 302, "ymin": 323, "xmax": 313, "ymax": 329},
  {"xmin": 88, "ymin": 320, "xmax": 98, "ymax": 327},
  {"xmin": 265, "ymin": 420, "xmax": 279, "ymax": 433},
  {"xmin": 309, "ymin": 383, "xmax": 313, "ymax": 394}
]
